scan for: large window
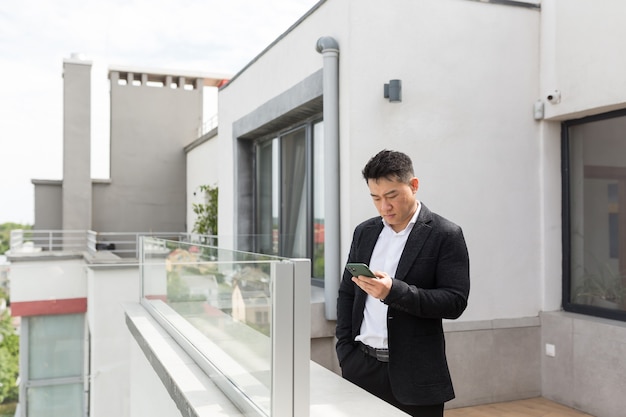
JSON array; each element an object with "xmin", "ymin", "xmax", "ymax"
[
  {"xmin": 254, "ymin": 120, "xmax": 325, "ymax": 281},
  {"xmin": 21, "ymin": 313, "xmax": 86, "ymax": 417},
  {"xmin": 563, "ymin": 110, "xmax": 626, "ymax": 321}
]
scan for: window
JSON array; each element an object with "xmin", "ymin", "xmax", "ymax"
[
  {"xmin": 563, "ymin": 110, "xmax": 626, "ymax": 321},
  {"xmin": 254, "ymin": 120, "xmax": 325, "ymax": 281},
  {"xmin": 22, "ymin": 314, "xmax": 86, "ymax": 417}
]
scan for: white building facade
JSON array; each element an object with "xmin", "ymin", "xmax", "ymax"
[
  {"xmin": 188, "ymin": 0, "xmax": 626, "ymax": 415},
  {"xmin": 9, "ymin": 1, "xmax": 626, "ymax": 416}
]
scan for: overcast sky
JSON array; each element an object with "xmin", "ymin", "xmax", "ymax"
[{"xmin": 0, "ymin": 0, "xmax": 319, "ymax": 225}]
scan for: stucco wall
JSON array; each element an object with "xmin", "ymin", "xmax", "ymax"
[
  {"xmin": 216, "ymin": 0, "xmax": 544, "ymax": 323},
  {"xmin": 9, "ymin": 258, "xmax": 87, "ymax": 303},
  {"xmin": 87, "ymin": 265, "xmax": 140, "ymax": 417},
  {"xmin": 62, "ymin": 59, "xmax": 93, "ymax": 232},
  {"xmin": 541, "ymin": 0, "xmax": 626, "ymax": 120},
  {"xmin": 32, "ymin": 180, "xmax": 63, "ymax": 230},
  {"xmin": 92, "ymin": 72, "xmax": 203, "ymax": 233}
]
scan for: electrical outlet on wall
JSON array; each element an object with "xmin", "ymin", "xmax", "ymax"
[{"xmin": 545, "ymin": 343, "xmax": 556, "ymax": 357}]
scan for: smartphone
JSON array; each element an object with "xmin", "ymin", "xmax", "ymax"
[{"xmin": 345, "ymin": 263, "xmax": 377, "ymax": 278}]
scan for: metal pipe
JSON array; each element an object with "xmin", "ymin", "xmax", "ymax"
[{"xmin": 316, "ymin": 36, "xmax": 340, "ymax": 320}]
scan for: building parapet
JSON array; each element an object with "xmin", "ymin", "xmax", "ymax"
[{"xmin": 108, "ymin": 65, "xmax": 230, "ymax": 89}]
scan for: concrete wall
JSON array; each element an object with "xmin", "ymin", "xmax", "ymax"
[
  {"xmin": 92, "ymin": 71, "xmax": 203, "ymax": 233},
  {"xmin": 541, "ymin": 312, "xmax": 626, "ymax": 417},
  {"xmin": 445, "ymin": 318, "xmax": 541, "ymax": 408},
  {"xmin": 32, "ymin": 180, "xmax": 63, "ymax": 230},
  {"xmin": 9, "ymin": 258, "xmax": 87, "ymax": 304},
  {"xmin": 34, "ymin": 63, "xmax": 206, "ymax": 236},
  {"xmin": 87, "ymin": 265, "xmax": 140, "ymax": 417},
  {"xmin": 62, "ymin": 57, "xmax": 92, "ymax": 232}
]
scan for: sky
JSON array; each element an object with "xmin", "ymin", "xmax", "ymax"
[{"xmin": 0, "ymin": 0, "xmax": 319, "ymax": 225}]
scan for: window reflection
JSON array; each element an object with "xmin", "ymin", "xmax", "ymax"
[
  {"xmin": 568, "ymin": 116, "xmax": 626, "ymax": 314},
  {"xmin": 254, "ymin": 120, "xmax": 325, "ymax": 280}
]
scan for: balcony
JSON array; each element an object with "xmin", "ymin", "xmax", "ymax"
[
  {"xmin": 7, "ymin": 235, "xmax": 408, "ymax": 417},
  {"xmin": 8, "ymin": 231, "xmax": 619, "ymax": 417}
]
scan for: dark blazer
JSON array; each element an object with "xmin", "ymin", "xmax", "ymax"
[{"xmin": 336, "ymin": 203, "xmax": 470, "ymax": 405}]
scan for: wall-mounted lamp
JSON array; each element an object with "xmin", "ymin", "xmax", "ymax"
[{"xmin": 384, "ymin": 79, "xmax": 402, "ymax": 102}]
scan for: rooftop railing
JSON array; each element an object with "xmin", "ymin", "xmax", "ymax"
[
  {"xmin": 140, "ymin": 237, "xmax": 311, "ymax": 416},
  {"xmin": 9, "ymin": 229, "xmax": 87, "ymax": 253},
  {"xmin": 9, "ymin": 229, "xmax": 201, "ymax": 258}
]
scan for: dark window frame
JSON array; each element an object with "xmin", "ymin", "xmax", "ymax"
[
  {"xmin": 250, "ymin": 115, "xmax": 325, "ymax": 286},
  {"xmin": 562, "ymin": 108, "xmax": 626, "ymax": 322}
]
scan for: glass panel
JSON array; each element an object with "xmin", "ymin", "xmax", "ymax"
[
  {"xmin": 569, "ymin": 118, "xmax": 626, "ymax": 311},
  {"xmin": 253, "ymin": 120, "xmax": 324, "ymax": 279},
  {"xmin": 280, "ymin": 127, "xmax": 307, "ymax": 258},
  {"xmin": 257, "ymin": 138, "xmax": 279, "ymax": 256},
  {"xmin": 142, "ymin": 238, "xmax": 288, "ymax": 416},
  {"xmin": 313, "ymin": 121, "xmax": 325, "ymax": 279},
  {"xmin": 28, "ymin": 314, "xmax": 84, "ymax": 380},
  {"xmin": 27, "ymin": 383, "xmax": 83, "ymax": 417}
]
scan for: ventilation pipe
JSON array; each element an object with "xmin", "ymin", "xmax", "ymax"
[{"xmin": 316, "ymin": 36, "xmax": 340, "ymax": 320}]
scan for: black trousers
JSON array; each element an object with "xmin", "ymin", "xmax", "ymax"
[{"xmin": 341, "ymin": 348, "xmax": 444, "ymax": 417}]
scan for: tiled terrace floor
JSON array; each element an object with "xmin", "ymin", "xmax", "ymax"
[{"xmin": 446, "ymin": 397, "xmax": 594, "ymax": 417}]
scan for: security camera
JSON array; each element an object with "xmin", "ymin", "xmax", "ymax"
[{"xmin": 546, "ymin": 90, "xmax": 561, "ymax": 104}]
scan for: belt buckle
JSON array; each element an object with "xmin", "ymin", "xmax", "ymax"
[
  {"xmin": 374, "ymin": 347, "xmax": 389, "ymax": 362},
  {"xmin": 359, "ymin": 342, "xmax": 389, "ymax": 362}
]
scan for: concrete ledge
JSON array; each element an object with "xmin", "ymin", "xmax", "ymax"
[
  {"xmin": 542, "ymin": 309, "xmax": 626, "ymax": 329},
  {"xmin": 125, "ymin": 302, "xmax": 409, "ymax": 417},
  {"xmin": 7, "ymin": 251, "xmax": 85, "ymax": 262},
  {"xmin": 124, "ymin": 303, "xmax": 244, "ymax": 417},
  {"xmin": 444, "ymin": 315, "xmax": 540, "ymax": 332}
]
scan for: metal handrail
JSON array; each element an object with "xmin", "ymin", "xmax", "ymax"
[
  {"xmin": 9, "ymin": 229, "xmax": 199, "ymax": 258},
  {"xmin": 10, "ymin": 229, "xmax": 87, "ymax": 253}
]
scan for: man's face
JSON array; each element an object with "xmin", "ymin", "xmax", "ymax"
[{"xmin": 367, "ymin": 176, "xmax": 419, "ymax": 233}]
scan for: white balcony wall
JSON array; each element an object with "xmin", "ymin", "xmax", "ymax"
[
  {"xmin": 214, "ymin": 0, "xmax": 544, "ymax": 322},
  {"xmin": 87, "ymin": 265, "xmax": 140, "ymax": 417},
  {"xmin": 10, "ymin": 259, "xmax": 87, "ymax": 303}
]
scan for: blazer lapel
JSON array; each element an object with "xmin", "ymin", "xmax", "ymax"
[
  {"xmin": 354, "ymin": 220, "xmax": 384, "ymax": 309},
  {"xmin": 359, "ymin": 221, "xmax": 384, "ymax": 262},
  {"xmin": 394, "ymin": 204, "xmax": 433, "ymax": 282}
]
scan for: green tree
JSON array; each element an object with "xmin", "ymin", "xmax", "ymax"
[
  {"xmin": 192, "ymin": 185, "xmax": 218, "ymax": 236},
  {"xmin": 0, "ymin": 222, "xmax": 32, "ymax": 255},
  {"xmin": 0, "ymin": 310, "xmax": 18, "ymax": 404}
]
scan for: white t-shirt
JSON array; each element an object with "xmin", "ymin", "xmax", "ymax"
[{"xmin": 355, "ymin": 202, "xmax": 421, "ymax": 349}]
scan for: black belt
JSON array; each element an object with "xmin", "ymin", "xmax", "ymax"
[{"xmin": 358, "ymin": 341, "xmax": 389, "ymax": 362}]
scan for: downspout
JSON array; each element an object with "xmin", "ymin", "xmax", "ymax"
[{"xmin": 316, "ymin": 36, "xmax": 340, "ymax": 320}]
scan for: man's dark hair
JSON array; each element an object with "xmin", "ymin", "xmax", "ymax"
[{"xmin": 362, "ymin": 149, "xmax": 415, "ymax": 183}]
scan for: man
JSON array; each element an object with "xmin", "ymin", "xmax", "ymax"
[{"xmin": 336, "ymin": 150, "xmax": 470, "ymax": 417}]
